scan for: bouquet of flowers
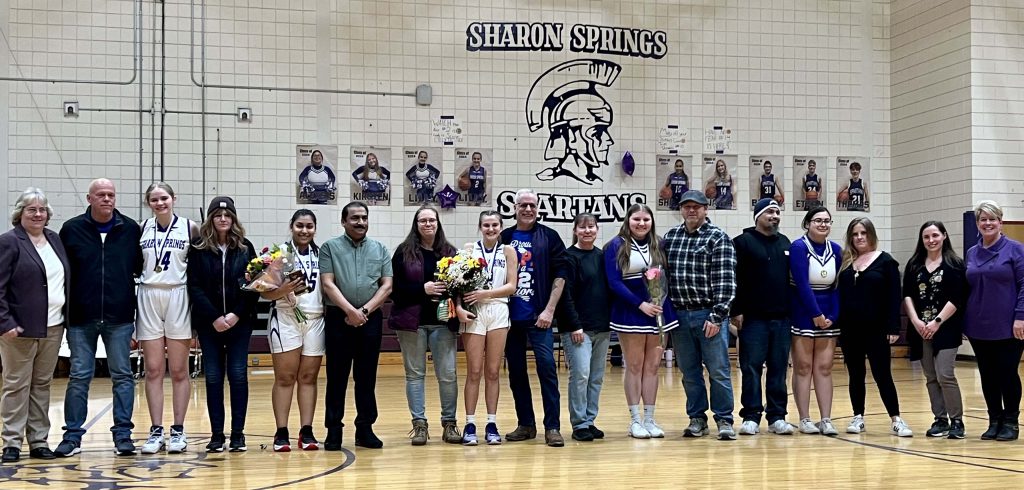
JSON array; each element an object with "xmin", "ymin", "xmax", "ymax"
[
  {"xmin": 243, "ymin": 243, "xmax": 308, "ymax": 323},
  {"xmin": 644, "ymin": 267, "xmax": 667, "ymax": 347},
  {"xmin": 434, "ymin": 246, "xmax": 489, "ymax": 321}
]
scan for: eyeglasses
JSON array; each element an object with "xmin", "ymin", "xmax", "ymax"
[
  {"xmin": 810, "ymin": 218, "xmax": 833, "ymax": 225},
  {"xmin": 417, "ymin": 218, "xmax": 437, "ymax": 224},
  {"xmin": 23, "ymin": 207, "xmax": 48, "ymax": 216}
]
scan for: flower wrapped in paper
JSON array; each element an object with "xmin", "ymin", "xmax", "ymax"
[
  {"xmin": 244, "ymin": 243, "xmax": 308, "ymax": 323},
  {"xmin": 435, "ymin": 246, "xmax": 489, "ymax": 320},
  {"xmin": 644, "ymin": 266, "xmax": 668, "ymax": 347}
]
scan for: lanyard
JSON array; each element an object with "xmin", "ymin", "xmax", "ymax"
[
  {"xmin": 479, "ymin": 240, "xmax": 501, "ymax": 283},
  {"xmin": 151, "ymin": 215, "xmax": 178, "ymax": 273}
]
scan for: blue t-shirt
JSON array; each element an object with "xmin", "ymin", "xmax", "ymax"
[{"xmin": 509, "ymin": 229, "xmax": 535, "ymax": 321}]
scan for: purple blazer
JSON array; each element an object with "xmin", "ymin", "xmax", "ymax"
[{"xmin": 0, "ymin": 225, "xmax": 70, "ymax": 337}]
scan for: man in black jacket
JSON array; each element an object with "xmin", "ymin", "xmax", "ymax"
[
  {"xmin": 731, "ymin": 198, "xmax": 795, "ymax": 436},
  {"xmin": 54, "ymin": 179, "xmax": 143, "ymax": 457}
]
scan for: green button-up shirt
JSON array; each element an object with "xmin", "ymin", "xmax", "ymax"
[{"xmin": 319, "ymin": 233, "xmax": 393, "ymax": 308}]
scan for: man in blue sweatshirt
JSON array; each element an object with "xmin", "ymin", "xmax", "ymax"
[{"xmin": 732, "ymin": 198, "xmax": 796, "ymax": 436}]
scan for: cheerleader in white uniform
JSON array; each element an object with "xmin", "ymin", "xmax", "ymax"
[
  {"xmin": 137, "ymin": 182, "xmax": 200, "ymax": 455},
  {"xmin": 261, "ymin": 210, "xmax": 325, "ymax": 452}
]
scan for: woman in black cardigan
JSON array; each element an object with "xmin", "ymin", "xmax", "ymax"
[
  {"xmin": 903, "ymin": 221, "xmax": 967, "ymax": 439},
  {"xmin": 0, "ymin": 188, "xmax": 69, "ymax": 463},
  {"xmin": 837, "ymin": 217, "xmax": 913, "ymax": 437},
  {"xmin": 187, "ymin": 196, "xmax": 257, "ymax": 453}
]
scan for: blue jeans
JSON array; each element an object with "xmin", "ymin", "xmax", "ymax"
[
  {"xmin": 562, "ymin": 331, "xmax": 610, "ymax": 430},
  {"xmin": 738, "ymin": 317, "xmax": 791, "ymax": 424},
  {"xmin": 396, "ymin": 325, "xmax": 458, "ymax": 422},
  {"xmin": 63, "ymin": 322, "xmax": 135, "ymax": 442},
  {"xmin": 197, "ymin": 325, "xmax": 253, "ymax": 434},
  {"xmin": 506, "ymin": 320, "xmax": 560, "ymax": 430},
  {"xmin": 671, "ymin": 308, "xmax": 734, "ymax": 423}
]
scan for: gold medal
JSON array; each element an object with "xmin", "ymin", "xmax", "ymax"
[
  {"xmin": 820, "ymin": 269, "xmax": 827, "ymax": 278},
  {"xmin": 154, "ymin": 265, "xmax": 163, "ymax": 273}
]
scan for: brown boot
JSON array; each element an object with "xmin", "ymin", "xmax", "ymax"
[
  {"xmin": 408, "ymin": 420, "xmax": 429, "ymax": 446},
  {"xmin": 545, "ymin": 429, "xmax": 564, "ymax": 447},
  {"xmin": 442, "ymin": 420, "xmax": 462, "ymax": 444},
  {"xmin": 504, "ymin": 425, "xmax": 537, "ymax": 442}
]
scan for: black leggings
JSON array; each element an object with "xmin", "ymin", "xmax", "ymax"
[
  {"xmin": 841, "ymin": 334, "xmax": 900, "ymax": 417},
  {"xmin": 970, "ymin": 337, "xmax": 1024, "ymax": 421}
]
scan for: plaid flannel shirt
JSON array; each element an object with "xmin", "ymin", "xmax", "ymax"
[{"xmin": 663, "ymin": 218, "xmax": 737, "ymax": 325}]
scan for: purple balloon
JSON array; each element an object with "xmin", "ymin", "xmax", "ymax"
[
  {"xmin": 621, "ymin": 151, "xmax": 635, "ymax": 176},
  {"xmin": 436, "ymin": 184, "xmax": 459, "ymax": 209}
]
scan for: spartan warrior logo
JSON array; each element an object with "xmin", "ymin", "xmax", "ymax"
[{"xmin": 526, "ymin": 59, "xmax": 621, "ymax": 184}]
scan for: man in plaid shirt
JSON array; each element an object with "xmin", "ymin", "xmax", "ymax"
[{"xmin": 663, "ymin": 189, "xmax": 737, "ymax": 440}]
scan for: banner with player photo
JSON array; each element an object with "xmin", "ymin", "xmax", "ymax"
[
  {"xmin": 749, "ymin": 156, "xmax": 785, "ymax": 210},
  {"xmin": 296, "ymin": 145, "xmax": 339, "ymax": 205},
  {"xmin": 793, "ymin": 156, "xmax": 826, "ymax": 212},
  {"xmin": 403, "ymin": 147, "xmax": 443, "ymax": 206},
  {"xmin": 350, "ymin": 147, "xmax": 392, "ymax": 206},
  {"xmin": 455, "ymin": 148, "xmax": 492, "ymax": 206},
  {"xmin": 702, "ymin": 155, "xmax": 738, "ymax": 210},
  {"xmin": 656, "ymin": 155, "xmax": 692, "ymax": 211},
  {"xmin": 836, "ymin": 157, "xmax": 870, "ymax": 212}
]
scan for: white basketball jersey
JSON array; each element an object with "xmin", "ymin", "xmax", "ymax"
[
  {"xmin": 473, "ymin": 241, "xmax": 508, "ymax": 304},
  {"xmin": 140, "ymin": 216, "xmax": 193, "ymax": 286},
  {"xmin": 274, "ymin": 243, "xmax": 324, "ymax": 318}
]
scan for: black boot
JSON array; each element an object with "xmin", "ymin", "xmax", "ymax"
[
  {"xmin": 997, "ymin": 415, "xmax": 1019, "ymax": 441},
  {"xmin": 981, "ymin": 417, "xmax": 1002, "ymax": 441}
]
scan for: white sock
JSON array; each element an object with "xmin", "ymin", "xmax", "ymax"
[
  {"xmin": 629, "ymin": 405, "xmax": 642, "ymax": 423},
  {"xmin": 466, "ymin": 414, "xmax": 476, "ymax": 425},
  {"xmin": 644, "ymin": 405, "xmax": 656, "ymax": 422},
  {"xmin": 487, "ymin": 414, "xmax": 496, "ymax": 424}
]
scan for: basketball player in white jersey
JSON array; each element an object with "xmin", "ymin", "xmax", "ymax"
[
  {"xmin": 137, "ymin": 183, "xmax": 200, "ymax": 454},
  {"xmin": 456, "ymin": 211, "xmax": 519, "ymax": 445},
  {"xmin": 261, "ymin": 210, "xmax": 325, "ymax": 452}
]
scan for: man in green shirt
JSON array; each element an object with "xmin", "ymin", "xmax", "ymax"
[{"xmin": 320, "ymin": 202, "xmax": 393, "ymax": 450}]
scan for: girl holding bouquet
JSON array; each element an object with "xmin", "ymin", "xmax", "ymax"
[
  {"xmin": 390, "ymin": 205, "xmax": 462, "ymax": 446},
  {"xmin": 186, "ymin": 196, "xmax": 257, "ymax": 453},
  {"xmin": 260, "ymin": 210, "xmax": 324, "ymax": 452},
  {"xmin": 604, "ymin": 203, "xmax": 678, "ymax": 438},
  {"xmin": 137, "ymin": 183, "xmax": 200, "ymax": 455},
  {"xmin": 457, "ymin": 210, "xmax": 518, "ymax": 445}
]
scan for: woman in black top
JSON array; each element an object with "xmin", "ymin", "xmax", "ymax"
[
  {"xmin": 186, "ymin": 196, "xmax": 258, "ymax": 453},
  {"xmin": 837, "ymin": 217, "xmax": 913, "ymax": 437},
  {"xmin": 903, "ymin": 221, "xmax": 967, "ymax": 439},
  {"xmin": 556, "ymin": 213, "xmax": 612, "ymax": 442}
]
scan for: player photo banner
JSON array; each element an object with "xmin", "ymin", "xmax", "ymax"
[
  {"xmin": 749, "ymin": 156, "xmax": 785, "ymax": 210},
  {"xmin": 793, "ymin": 156, "xmax": 825, "ymax": 212},
  {"xmin": 296, "ymin": 145, "xmax": 339, "ymax": 206},
  {"xmin": 455, "ymin": 148, "xmax": 492, "ymax": 207},
  {"xmin": 350, "ymin": 147, "xmax": 392, "ymax": 206},
  {"xmin": 702, "ymin": 155, "xmax": 738, "ymax": 210},
  {"xmin": 655, "ymin": 155, "xmax": 692, "ymax": 211},
  {"xmin": 403, "ymin": 148, "xmax": 444, "ymax": 206},
  {"xmin": 836, "ymin": 157, "xmax": 870, "ymax": 212}
]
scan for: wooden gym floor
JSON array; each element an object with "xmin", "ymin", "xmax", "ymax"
[{"xmin": 1, "ymin": 355, "xmax": 1022, "ymax": 489}]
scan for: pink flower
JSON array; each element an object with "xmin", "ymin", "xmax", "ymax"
[{"xmin": 644, "ymin": 267, "xmax": 661, "ymax": 281}]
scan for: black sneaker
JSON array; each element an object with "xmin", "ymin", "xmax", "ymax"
[
  {"xmin": 926, "ymin": 417, "xmax": 950, "ymax": 437},
  {"xmin": 54, "ymin": 440, "xmax": 81, "ymax": 458},
  {"xmin": 588, "ymin": 425, "xmax": 605, "ymax": 439},
  {"xmin": 273, "ymin": 428, "xmax": 290, "ymax": 453},
  {"xmin": 948, "ymin": 419, "xmax": 966, "ymax": 439},
  {"xmin": 114, "ymin": 438, "xmax": 136, "ymax": 456},
  {"xmin": 2, "ymin": 447, "xmax": 19, "ymax": 463},
  {"xmin": 206, "ymin": 432, "xmax": 226, "ymax": 453},
  {"xmin": 229, "ymin": 432, "xmax": 247, "ymax": 452},
  {"xmin": 299, "ymin": 425, "xmax": 319, "ymax": 451},
  {"xmin": 572, "ymin": 428, "xmax": 594, "ymax": 442},
  {"xmin": 324, "ymin": 428, "xmax": 342, "ymax": 451}
]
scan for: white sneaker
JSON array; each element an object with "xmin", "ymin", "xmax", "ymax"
[
  {"xmin": 818, "ymin": 418, "xmax": 839, "ymax": 436},
  {"xmin": 167, "ymin": 427, "xmax": 187, "ymax": 453},
  {"xmin": 847, "ymin": 414, "xmax": 865, "ymax": 434},
  {"xmin": 799, "ymin": 418, "xmax": 820, "ymax": 434},
  {"xmin": 717, "ymin": 420, "xmax": 736, "ymax": 440},
  {"xmin": 628, "ymin": 421, "xmax": 652, "ymax": 439},
  {"xmin": 768, "ymin": 420, "xmax": 796, "ymax": 435},
  {"xmin": 140, "ymin": 427, "xmax": 164, "ymax": 454},
  {"xmin": 643, "ymin": 419, "xmax": 665, "ymax": 438},
  {"xmin": 891, "ymin": 417, "xmax": 914, "ymax": 437},
  {"xmin": 739, "ymin": 420, "xmax": 759, "ymax": 435}
]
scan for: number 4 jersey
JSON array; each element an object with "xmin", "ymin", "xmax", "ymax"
[{"xmin": 140, "ymin": 215, "xmax": 195, "ymax": 287}]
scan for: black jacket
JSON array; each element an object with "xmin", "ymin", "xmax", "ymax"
[
  {"xmin": 58, "ymin": 207, "xmax": 142, "ymax": 326},
  {"xmin": 732, "ymin": 227, "xmax": 791, "ymax": 319},
  {"xmin": 187, "ymin": 239, "xmax": 258, "ymax": 333}
]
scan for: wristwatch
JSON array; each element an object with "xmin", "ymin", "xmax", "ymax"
[
  {"xmin": 361, "ymin": 307, "xmax": 369, "ymax": 316},
  {"xmin": 934, "ymin": 316, "xmax": 943, "ymax": 323}
]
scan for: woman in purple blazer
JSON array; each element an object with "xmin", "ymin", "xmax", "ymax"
[
  {"xmin": 966, "ymin": 200, "xmax": 1024, "ymax": 442},
  {"xmin": 0, "ymin": 188, "xmax": 70, "ymax": 463}
]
